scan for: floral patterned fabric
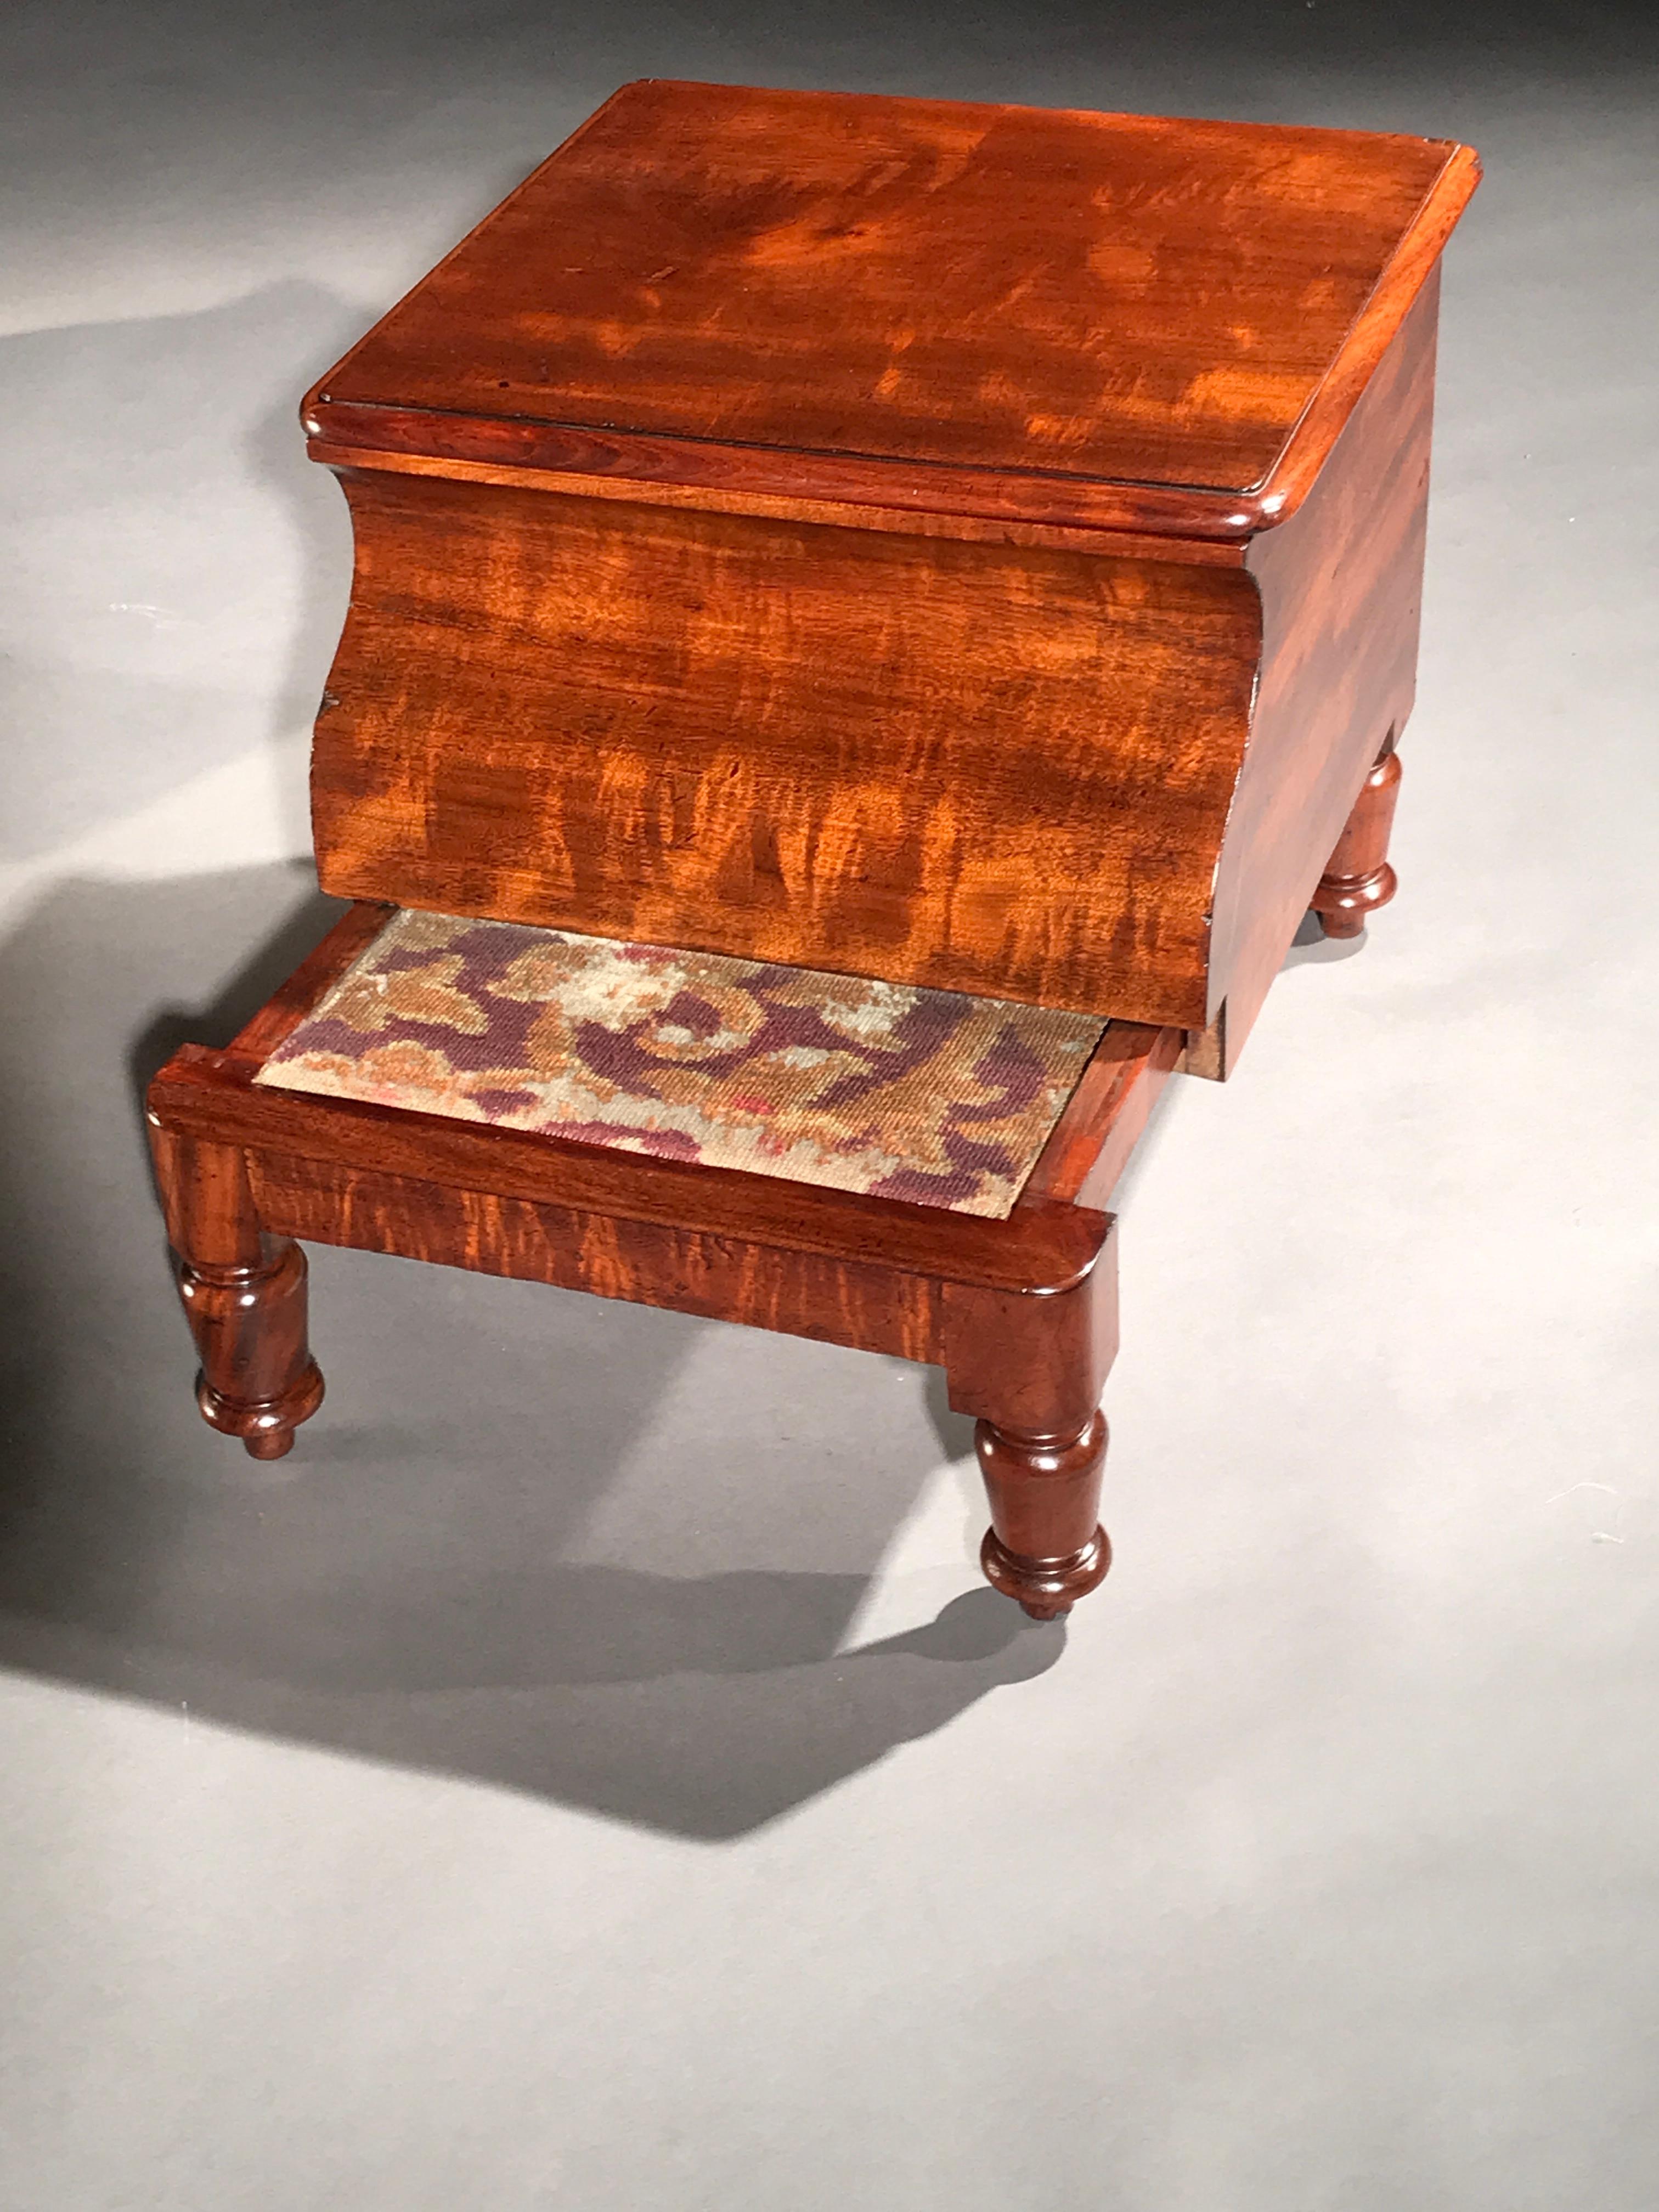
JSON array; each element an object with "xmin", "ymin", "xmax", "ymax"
[{"xmin": 255, "ymin": 911, "xmax": 1105, "ymax": 1217}]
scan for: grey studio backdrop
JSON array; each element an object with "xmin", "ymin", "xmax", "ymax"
[{"xmin": 2, "ymin": 3, "xmax": 1656, "ymax": 2207}]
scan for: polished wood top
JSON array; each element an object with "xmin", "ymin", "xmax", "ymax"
[{"xmin": 308, "ymin": 80, "xmax": 1477, "ymax": 534}]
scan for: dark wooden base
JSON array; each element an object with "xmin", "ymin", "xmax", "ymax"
[{"xmin": 1311, "ymin": 738, "xmax": 1403, "ymax": 940}]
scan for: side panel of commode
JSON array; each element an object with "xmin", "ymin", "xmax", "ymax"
[{"xmin": 1201, "ymin": 271, "xmax": 1441, "ymax": 1071}]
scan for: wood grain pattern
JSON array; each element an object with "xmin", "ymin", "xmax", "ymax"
[
  {"xmin": 1020, "ymin": 1022, "xmax": 1182, "ymax": 1209},
  {"xmin": 301, "ymin": 408, "xmax": 1364, "ymax": 545},
  {"xmin": 298, "ymin": 438, "xmax": 1255, "ymax": 563},
  {"xmin": 940, "ymin": 1228, "xmax": 1119, "ymax": 1442},
  {"xmin": 251, "ymin": 1149, "xmax": 946, "ymax": 1364},
  {"xmin": 308, "ymin": 267, "xmax": 1440, "ymax": 1055},
  {"xmin": 312, "ymin": 470, "xmax": 1261, "ymax": 1025},
  {"xmin": 150, "ymin": 1048, "xmax": 1111, "ymax": 1297},
  {"xmin": 303, "ymin": 88, "xmax": 1476, "ymax": 1064},
  {"xmin": 145, "ymin": 1121, "xmax": 262, "ymax": 1268},
  {"xmin": 307, "ymin": 80, "xmax": 1476, "ymax": 535},
  {"xmin": 1204, "ymin": 272, "xmax": 1440, "ymax": 1068}
]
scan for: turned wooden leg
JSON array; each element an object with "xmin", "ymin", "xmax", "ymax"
[
  {"xmin": 1310, "ymin": 735, "xmax": 1403, "ymax": 940},
  {"xmin": 977, "ymin": 1411, "xmax": 1110, "ymax": 1620},
  {"xmin": 943, "ymin": 1217, "xmax": 1120, "ymax": 1621},
  {"xmin": 178, "ymin": 1240, "xmax": 324, "ymax": 1458},
  {"xmin": 148, "ymin": 1119, "xmax": 324, "ymax": 1459}
]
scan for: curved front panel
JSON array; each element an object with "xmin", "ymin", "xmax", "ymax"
[{"xmin": 312, "ymin": 470, "xmax": 1261, "ymax": 1026}]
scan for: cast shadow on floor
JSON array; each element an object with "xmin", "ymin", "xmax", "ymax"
[{"xmin": 0, "ymin": 864, "xmax": 1062, "ymax": 1841}]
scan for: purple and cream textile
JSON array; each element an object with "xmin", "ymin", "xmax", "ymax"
[{"xmin": 255, "ymin": 911, "xmax": 1106, "ymax": 1217}]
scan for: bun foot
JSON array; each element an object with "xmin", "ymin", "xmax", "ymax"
[
  {"xmin": 975, "ymin": 1410, "xmax": 1111, "ymax": 1620},
  {"xmin": 195, "ymin": 1353, "xmax": 324, "ymax": 1457},
  {"xmin": 1311, "ymin": 740, "xmax": 1402, "ymax": 940},
  {"xmin": 1313, "ymin": 859, "xmax": 1397, "ymax": 939},
  {"xmin": 981, "ymin": 1525, "xmax": 1111, "ymax": 1620}
]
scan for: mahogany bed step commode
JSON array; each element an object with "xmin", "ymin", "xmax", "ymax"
[{"xmin": 148, "ymin": 82, "xmax": 1479, "ymax": 1621}]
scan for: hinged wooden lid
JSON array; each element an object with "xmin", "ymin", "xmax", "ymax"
[{"xmin": 306, "ymin": 80, "xmax": 1477, "ymax": 540}]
